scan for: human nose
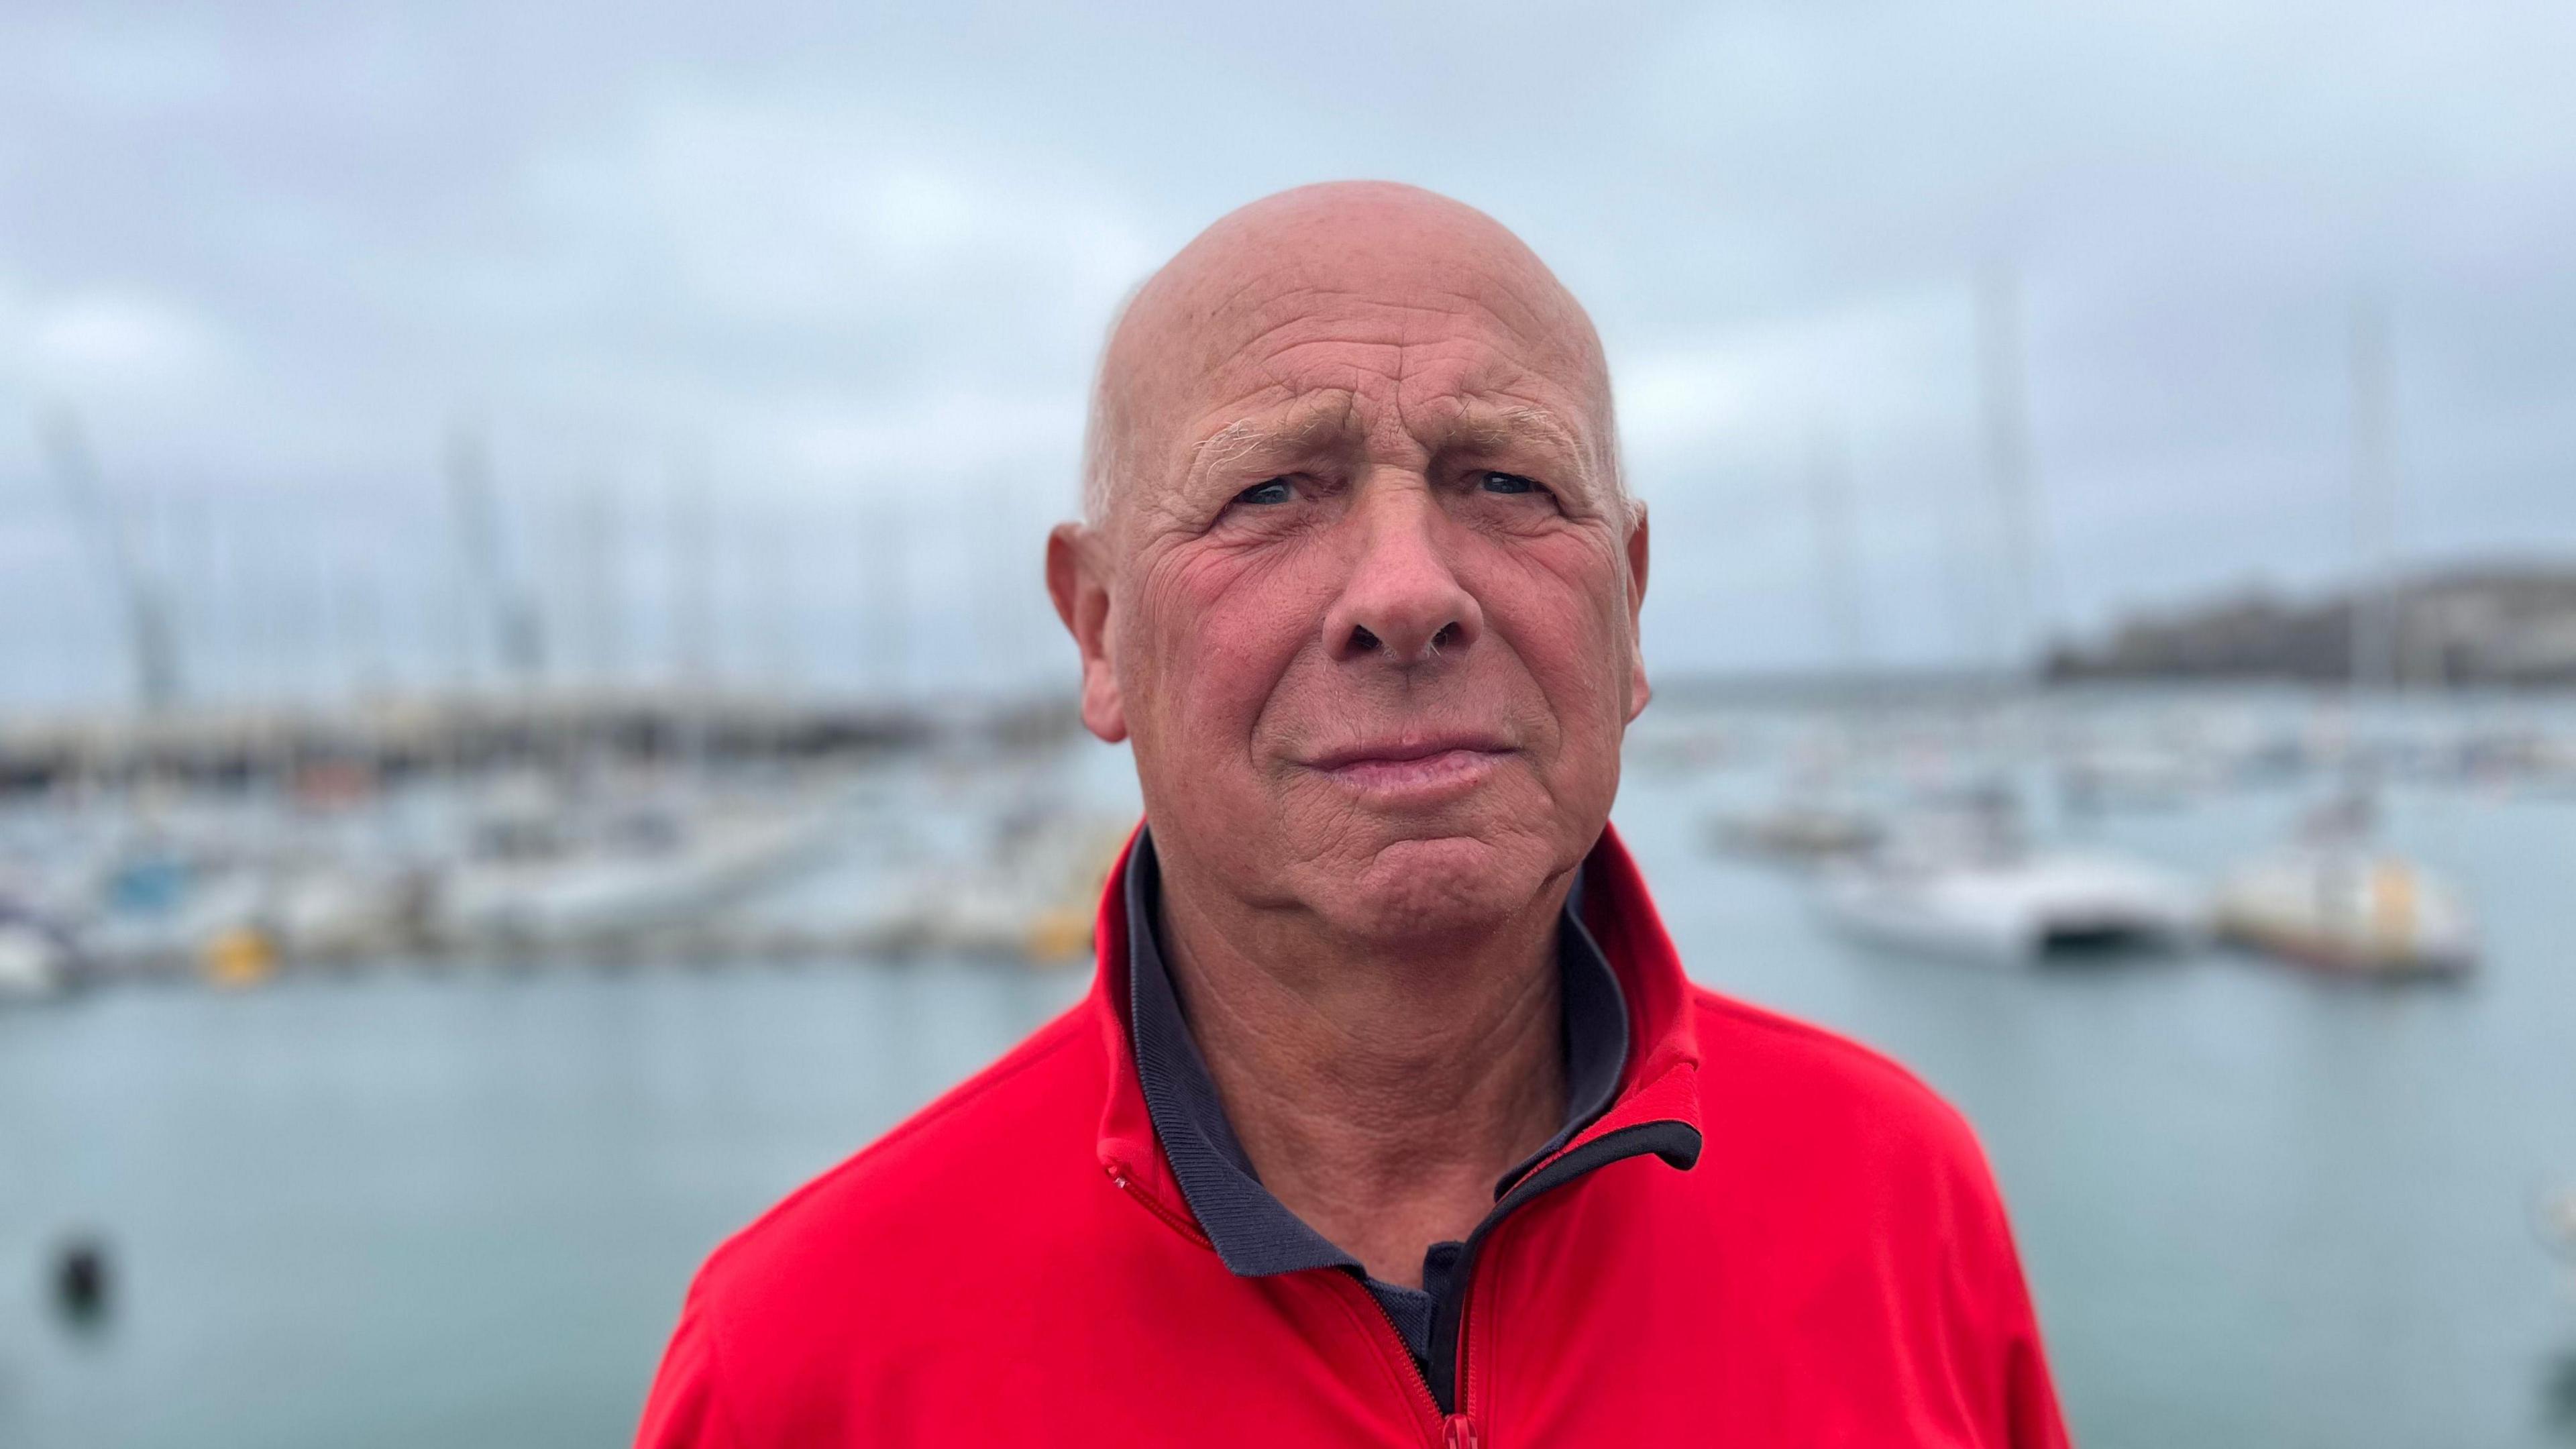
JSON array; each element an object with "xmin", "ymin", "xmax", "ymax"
[{"xmin": 1322, "ymin": 482, "xmax": 1485, "ymax": 667}]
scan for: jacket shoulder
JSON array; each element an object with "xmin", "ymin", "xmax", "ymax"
[
  {"xmin": 692, "ymin": 998, "xmax": 1105, "ymax": 1303},
  {"xmin": 1678, "ymin": 986, "xmax": 2065, "ymax": 1444},
  {"xmin": 639, "ymin": 1000, "xmax": 1114, "ymax": 1446},
  {"xmin": 1685, "ymin": 984, "xmax": 1993, "ymax": 1178}
]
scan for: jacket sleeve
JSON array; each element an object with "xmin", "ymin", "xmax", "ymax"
[
  {"xmin": 2001, "ymin": 1298, "xmax": 2069, "ymax": 1449},
  {"xmin": 635, "ymin": 1284, "xmax": 743, "ymax": 1449},
  {"xmin": 1931, "ymin": 1102, "xmax": 2071, "ymax": 1449},
  {"xmin": 1975, "ymin": 1172, "xmax": 2071, "ymax": 1449}
]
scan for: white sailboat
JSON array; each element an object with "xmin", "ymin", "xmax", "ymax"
[
  {"xmin": 1710, "ymin": 801, "xmax": 1883, "ymax": 865},
  {"xmin": 2212, "ymin": 300, "xmax": 2479, "ymax": 981},
  {"xmin": 2212, "ymin": 846, "xmax": 2473, "ymax": 979},
  {"xmin": 0, "ymin": 911, "xmax": 75, "ymax": 999},
  {"xmin": 2057, "ymin": 741, "xmax": 2214, "ymax": 814},
  {"xmin": 430, "ymin": 776, "xmax": 835, "ymax": 953},
  {"xmin": 1816, "ymin": 786, "xmax": 2202, "ymax": 963},
  {"xmin": 881, "ymin": 805, "xmax": 1132, "ymax": 963},
  {"xmin": 2212, "ymin": 792, "xmax": 2475, "ymax": 979},
  {"xmin": 261, "ymin": 858, "xmax": 430, "ymax": 962},
  {"xmin": 1813, "ymin": 276, "xmax": 2199, "ymax": 964},
  {"xmin": 1705, "ymin": 430, "xmax": 1885, "ymax": 867}
]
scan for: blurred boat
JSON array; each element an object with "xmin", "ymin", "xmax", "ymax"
[
  {"xmin": 0, "ymin": 849, "xmax": 84, "ymax": 997},
  {"xmin": 1706, "ymin": 741, "xmax": 1881, "ymax": 866},
  {"xmin": 1625, "ymin": 721, "xmax": 1735, "ymax": 778},
  {"xmin": 2057, "ymin": 743, "xmax": 2211, "ymax": 814},
  {"xmin": 1816, "ymin": 785, "xmax": 2202, "ymax": 963},
  {"xmin": 1707, "ymin": 802, "xmax": 1882, "ymax": 865},
  {"xmin": 0, "ymin": 908, "xmax": 78, "ymax": 999},
  {"xmin": 1821, "ymin": 854, "xmax": 2203, "ymax": 963},
  {"xmin": 262, "ymin": 859, "xmax": 433, "ymax": 962},
  {"xmin": 2212, "ymin": 847, "xmax": 2478, "ymax": 977},
  {"xmin": 2212, "ymin": 852, "xmax": 2475, "ymax": 978},
  {"xmin": 75, "ymin": 843, "xmax": 269, "ymax": 975},
  {"xmin": 2212, "ymin": 792, "xmax": 2477, "ymax": 979},
  {"xmin": 2539, "ymin": 1187, "xmax": 2576, "ymax": 1282},
  {"xmin": 880, "ymin": 807, "xmax": 1132, "ymax": 964},
  {"xmin": 431, "ymin": 781, "xmax": 835, "ymax": 952},
  {"xmin": 2204, "ymin": 310, "xmax": 2475, "ymax": 982}
]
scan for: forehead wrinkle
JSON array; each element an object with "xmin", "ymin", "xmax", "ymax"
[
  {"xmin": 1214, "ymin": 284, "xmax": 1565, "ymax": 372},
  {"xmin": 1169, "ymin": 266, "xmax": 1596, "ymax": 421},
  {"xmin": 1103, "ymin": 195, "xmax": 1624, "ymax": 533}
]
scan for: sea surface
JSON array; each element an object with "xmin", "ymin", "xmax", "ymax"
[{"xmin": 5, "ymin": 704, "xmax": 2575, "ymax": 1448}]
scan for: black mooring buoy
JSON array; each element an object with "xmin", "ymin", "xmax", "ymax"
[{"xmin": 52, "ymin": 1236, "xmax": 113, "ymax": 1326}]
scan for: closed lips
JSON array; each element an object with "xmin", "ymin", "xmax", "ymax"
[{"xmin": 1305, "ymin": 736, "xmax": 1513, "ymax": 771}]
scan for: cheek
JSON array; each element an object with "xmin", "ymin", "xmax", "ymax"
[
  {"xmin": 1464, "ymin": 535, "xmax": 1633, "ymax": 820},
  {"xmin": 1470, "ymin": 534, "xmax": 1632, "ymax": 723},
  {"xmin": 1129, "ymin": 543, "xmax": 1332, "ymax": 757}
]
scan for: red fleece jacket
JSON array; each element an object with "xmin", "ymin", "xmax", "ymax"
[{"xmin": 637, "ymin": 824, "xmax": 2070, "ymax": 1448}]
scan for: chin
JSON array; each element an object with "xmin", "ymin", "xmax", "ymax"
[{"xmin": 1326, "ymin": 833, "xmax": 1554, "ymax": 945}]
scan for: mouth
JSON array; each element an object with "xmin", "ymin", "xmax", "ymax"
[{"xmin": 1302, "ymin": 735, "xmax": 1517, "ymax": 800}]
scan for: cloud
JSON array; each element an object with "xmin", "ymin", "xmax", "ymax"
[
  {"xmin": 519, "ymin": 93, "xmax": 1160, "ymax": 339},
  {"xmin": 13, "ymin": 289, "xmax": 226, "ymax": 392},
  {"xmin": 3, "ymin": 0, "xmax": 2574, "ymax": 703}
]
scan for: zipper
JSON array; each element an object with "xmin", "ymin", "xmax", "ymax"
[
  {"xmin": 1339, "ymin": 1274, "xmax": 1447, "ymax": 1441},
  {"xmin": 1115, "ymin": 1156, "xmax": 1457, "ymax": 1436},
  {"xmin": 1438, "ymin": 1260, "xmax": 1483, "ymax": 1449},
  {"xmin": 1114, "ymin": 1148, "xmax": 1446, "ymax": 1433},
  {"xmin": 1102, "ymin": 1159, "xmax": 1213, "ymax": 1245},
  {"xmin": 1425, "ymin": 1119, "xmax": 1704, "ymax": 1421},
  {"xmin": 1116, "ymin": 1121, "xmax": 1702, "ymax": 1443}
]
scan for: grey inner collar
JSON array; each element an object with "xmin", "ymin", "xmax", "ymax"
[{"xmin": 1123, "ymin": 826, "xmax": 1631, "ymax": 1285}]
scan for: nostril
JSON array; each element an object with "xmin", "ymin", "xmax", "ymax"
[
  {"xmin": 1430, "ymin": 622, "xmax": 1460, "ymax": 653},
  {"xmin": 1349, "ymin": 625, "xmax": 1381, "ymax": 653}
]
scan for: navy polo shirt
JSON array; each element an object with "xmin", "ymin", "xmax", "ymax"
[{"xmin": 1123, "ymin": 828, "xmax": 1630, "ymax": 1368}]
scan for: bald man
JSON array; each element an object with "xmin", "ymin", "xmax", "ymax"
[{"xmin": 636, "ymin": 183, "xmax": 2068, "ymax": 1449}]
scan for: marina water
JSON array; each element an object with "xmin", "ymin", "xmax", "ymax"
[{"xmin": 5, "ymin": 690, "xmax": 2575, "ymax": 1448}]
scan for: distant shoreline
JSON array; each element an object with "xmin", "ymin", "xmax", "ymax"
[{"xmin": 2042, "ymin": 559, "xmax": 2576, "ymax": 689}]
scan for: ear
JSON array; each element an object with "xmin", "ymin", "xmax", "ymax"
[
  {"xmin": 1623, "ymin": 503, "xmax": 1652, "ymax": 722},
  {"xmin": 1047, "ymin": 522, "xmax": 1128, "ymax": 743}
]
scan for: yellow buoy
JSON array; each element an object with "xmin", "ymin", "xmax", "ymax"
[
  {"xmin": 1021, "ymin": 907, "xmax": 1095, "ymax": 966},
  {"xmin": 199, "ymin": 927, "xmax": 278, "ymax": 989},
  {"xmin": 2368, "ymin": 861, "xmax": 2418, "ymax": 952}
]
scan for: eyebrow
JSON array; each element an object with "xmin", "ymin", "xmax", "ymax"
[
  {"xmin": 1187, "ymin": 396, "xmax": 1358, "ymax": 481},
  {"xmin": 1186, "ymin": 396, "xmax": 1599, "ymax": 494},
  {"xmin": 1447, "ymin": 404, "xmax": 1586, "ymax": 469},
  {"xmin": 1442, "ymin": 403, "xmax": 1607, "ymax": 509}
]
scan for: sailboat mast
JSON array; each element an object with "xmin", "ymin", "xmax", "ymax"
[
  {"xmin": 445, "ymin": 426, "xmax": 546, "ymax": 694},
  {"xmin": 864, "ymin": 489, "xmax": 909, "ymax": 706},
  {"xmin": 1976, "ymin": 266, "xmax": 2048, "ymax": 676},
  {"xmin": 38, "ymin": 410, "xmax": 182, "ymax": 713},
  {"xmin": 575, "ymin": 482, "xmax": 622, "ymax": 689},
  {"xmin": 2348, "ymin": 297, "xmax": 2400, "ymax": 694},
  {"xmin": 1805, "ymin": 423, "xmax": 1870, "ymax": 676}
]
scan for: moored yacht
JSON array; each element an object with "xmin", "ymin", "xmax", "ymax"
[{"xmin": 1816, "ymin": 786, "xmax": 2202, "ymax": 963}]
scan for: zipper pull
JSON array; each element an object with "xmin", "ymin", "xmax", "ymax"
[{"xmin": 1441, "ymin": 1413, "xmax": 1478, "ymax": 1449}]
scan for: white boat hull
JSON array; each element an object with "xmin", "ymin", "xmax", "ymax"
[
  {"xmin": 0, "ymin": 922, "xmax": 72, "ymax": 999},
  {"xmin": 2214, "ymin": 852, "xmax": 2475, "ymax": 978},
  {"xmin": 1819, "ymin": 853, "xmax": 2204, "ymax": 964}
]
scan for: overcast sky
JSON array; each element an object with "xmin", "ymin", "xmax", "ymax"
[{"xmin": 4, "ymin": 1, "xmax": 2572, "ymax": 709}]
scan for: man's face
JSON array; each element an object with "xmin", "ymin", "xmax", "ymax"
[{"xmin": 1054, "ymin": 199, "xmax": 1648, "ymax": 945}]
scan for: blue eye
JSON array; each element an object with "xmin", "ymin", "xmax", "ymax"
[
  {"xmin": 1480, "ymin": 471, "xmax": 1540, "ymax": 495},
  {"xmin": 1237, "ymin": 478, "xmax": 1293, "ymax": 506}
]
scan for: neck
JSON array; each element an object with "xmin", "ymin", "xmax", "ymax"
[{"xmin": 1153, "ymin": 848, "xmax": 1571, "ymax": 1289}]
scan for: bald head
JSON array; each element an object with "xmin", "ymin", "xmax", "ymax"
[
  {"xmin": 1046, "ymin": 178, "xmax": 1650, "ymax": 949},
  {"xmin": 1081, "ymin": 182, "xmax": 1623, "ymax": 534}
]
